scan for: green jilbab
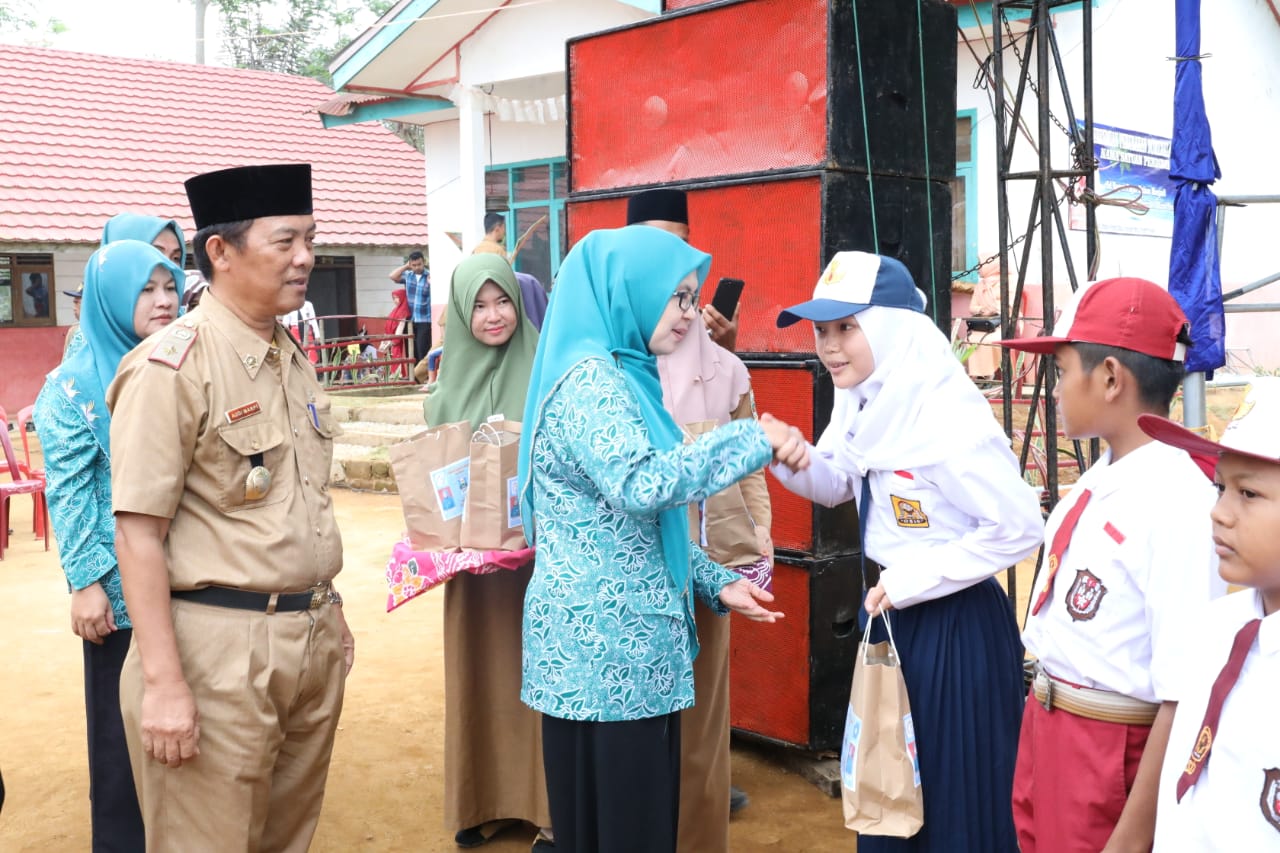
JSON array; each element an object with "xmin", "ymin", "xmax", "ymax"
[
  {"xmin": 427, "ymin": 254, "xmax": 551, "ymax": 839},
  {"xmin": 423, "ymin": 254, "xmax": 539, "ymax": 429}
]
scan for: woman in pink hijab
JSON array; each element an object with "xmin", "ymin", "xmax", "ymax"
[{"xmin": 657, "ymin": 313, "xmax": 773, "ymax": 853}]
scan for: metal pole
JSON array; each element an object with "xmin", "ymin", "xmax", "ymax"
[
  {"xmin": 994, "ymin": 5, "xmax": 1014, "ymax": 439},
  {"xmin": 1035, "ymin": 0, "xmax": 1059, "ymax": 504}
]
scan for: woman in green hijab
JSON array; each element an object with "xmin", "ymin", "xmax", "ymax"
[
  {"xmin": 424, "ymin": 254, "xmax": 538, "ymax": 427},
  {"xmin": 425, "ymin": 254, "xmax": 551, "ymax": 850}
]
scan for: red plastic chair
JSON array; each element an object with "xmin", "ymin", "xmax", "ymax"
[
  {"xmin": 15, "ymin": 405, "xmax": 46, "ymax": 537},
  {"xmin": 0, "ymin": 412, "xmax": 49, "ymax": 559}
]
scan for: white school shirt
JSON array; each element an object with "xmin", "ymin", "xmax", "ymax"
[
  {"xmin": 770, "ymin": 434, "xmax": 1042, "ymax": 609},
  {"xmin": 1022, "ymin": 441, "xmax": 1224, "ymax": 703},
  {"xmin": 1154, "ymin": 590, "xmax": 1280, "ymax": 852}
]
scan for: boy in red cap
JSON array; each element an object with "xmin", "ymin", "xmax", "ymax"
[
  {"xmin": 1139, "ymin": 379, "xmax": 1280, "ymax": 850},
  {"xmin": 1002, "ymin": 277, "xmax": 1227, "ymax": 852}
]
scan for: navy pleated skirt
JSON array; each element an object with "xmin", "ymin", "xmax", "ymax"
[{"xmin": 858, "ymin": 577, "xmax": 1024, "ymax": 853}]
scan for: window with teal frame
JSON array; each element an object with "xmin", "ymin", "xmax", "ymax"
[
  {"xmin": 951, "ymin": 110, "xmax": 979, "ymax": 282},
  {"xmin": 484, "ymin": 158, "xmax": 568, "ymax": 289}
]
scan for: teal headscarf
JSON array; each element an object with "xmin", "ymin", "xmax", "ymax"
[
  {"xmin": 51, "ymin": 240, "xmax": 185, "ymax": 453},
  {"xmin": 102, "ymin": 212, "xmax": 187, "ymax": 270},
  {"xmin": 518, "ymin": 226, "xmax": 711, "ymax": 612}
]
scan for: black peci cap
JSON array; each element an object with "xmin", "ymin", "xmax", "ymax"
[
  {"xmin": 626, "ymin": 188, "xmax": 688, "ymax": 226},
  {"xmin": 184, "ymin": 164, "xmax": 313, "ymax": 230}
]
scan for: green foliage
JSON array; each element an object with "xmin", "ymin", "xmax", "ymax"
[
  {"xmin": 0, "ymin": 0, "xmax": 64, "ymax": 39},
  {"xmin": 204, "ymin": 0, "xmax": 386, "ymax": 82}
]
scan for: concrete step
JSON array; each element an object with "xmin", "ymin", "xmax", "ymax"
[
  {"xmin": 336, "ymin": 420, "xmax": 425, "ymax": 448},
  {"xmin": 327, "ymin": 390, "xmax": 427, "ymax": 492}
]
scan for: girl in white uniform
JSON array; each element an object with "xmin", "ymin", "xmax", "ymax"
[{"xmin": 770, "ymin": 251, "xmax": 1043, "ymax": 852}]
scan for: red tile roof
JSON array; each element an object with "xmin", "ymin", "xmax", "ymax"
[{"xmin": 0, "ymin": 45, "xmax": 427, "ymax": 247}]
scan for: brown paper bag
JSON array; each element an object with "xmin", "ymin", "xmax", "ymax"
[
  {"xmin": 680, "ymin": 420, "xmax": 760, "ymax": 567},
  {"xmin": 460, "ymin": 420, "xmax": 527, "ymax": 551},
  {"xmin": 388, "ymin": 420, "xmax": 471, "ymax": 550},
  {"xmin": 841, "ymin": 614, "xmax": 924, "ymax": 838}
]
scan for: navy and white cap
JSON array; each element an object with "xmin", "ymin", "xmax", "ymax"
[{"xmin": 777, "ymin": 251, "xmax": 927, "ymax": 327}]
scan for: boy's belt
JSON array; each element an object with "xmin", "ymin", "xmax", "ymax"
[{"xmin": 1031, "ymin": 665, "xmax": 1159, "ymax": 726}]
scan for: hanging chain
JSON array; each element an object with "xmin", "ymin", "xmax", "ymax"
[{"xmin": 1003, "ymin": 15, "xmax": 1076, "ymax": 144}]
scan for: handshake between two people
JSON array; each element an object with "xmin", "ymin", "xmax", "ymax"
[{"xmin": 758, "ymin": 412, "xmax": 810, "ymax": 473}]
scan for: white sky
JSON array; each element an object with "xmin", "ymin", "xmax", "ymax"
[{"xmin": 3, "ymin": 0, "xmax": 378, "ymax": 68}]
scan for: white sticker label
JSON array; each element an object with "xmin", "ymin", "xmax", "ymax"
[
  {"xmin": 903, "ymin": 712, "xmax": 921, "ymax": 788},
  {"xmin": 430, "ymin": 457, "xmax": 470, "ymax": 521},
  {"xmin": 506, "ymin": 475, "xmax": 522, "ymax": 529},
  {"xmin": 842, "ymin": 706, "xmax": 862, "ymax": 791}
]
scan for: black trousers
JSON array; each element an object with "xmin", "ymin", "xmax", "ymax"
[
  {"xmin": 84, "ymin": 629, "xmax": 144, "ymax": 853},
  {"xmin": 413, "ymin": 321, "xmax": 433, "ymax": 363},
  {"xmin": 542, "ymin": 713, "xmax": 681, "ymax": 853}
]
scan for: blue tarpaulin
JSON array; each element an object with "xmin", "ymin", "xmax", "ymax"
[{"xmin": 1168, "ymin": 0, "xmax": 1225, "ymax": 375}]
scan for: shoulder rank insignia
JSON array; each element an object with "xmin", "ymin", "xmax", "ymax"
[{"xmin": 148, "ymin": 324, "xmax": 198, "ymax": 370}]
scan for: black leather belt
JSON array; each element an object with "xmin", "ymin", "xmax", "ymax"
[{"xmin": 172, "ymin": 582, "xmax": 337, "ymax": 613}]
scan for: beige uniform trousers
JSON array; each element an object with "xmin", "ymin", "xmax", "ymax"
[
  {"xmin": 677, "ymin": 599, "xmax": 731, "ymax": 853},
  {"xmin": 121, "ymin": 599, "xmax": 347, "ymax": 852}
]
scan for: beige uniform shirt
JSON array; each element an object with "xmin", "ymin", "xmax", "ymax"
[
  {"xmin": 107, "ymin": 289, "xmax": 343, "ymax": 592},
  {"xmin": 471, "ymin": 238, "xmax": 509, "ymax": 260}
]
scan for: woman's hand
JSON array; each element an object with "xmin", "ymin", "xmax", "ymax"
[
  {"xmin": 864, "ymin": 581, "xmax": 894, "ymax": 617},
  {"xmin": 759, "ymin": 414, "xmax": 810, "ymax": 471},
  {"xmin": 70, "ymin": 582, "xmax": 116, "ymax": 645},
  {"xmin": 718, "ymin": 578, "xmax": 784, "ymax": 623},
  {"xmin": 701, "ymin": 303, "xmax": 739, "ymax": 351}
]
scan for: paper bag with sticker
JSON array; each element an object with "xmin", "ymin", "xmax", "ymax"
[
  {"xmin": 841, "ymin": 613, "xmax": 924, "ymax": 838},
  {"xmin": 460, "ymin": 420, "xmax": 526, "ymax": 551},
  {"xmin": 389, "ymin": 421, "xmax": 471, "ymax": 550}
]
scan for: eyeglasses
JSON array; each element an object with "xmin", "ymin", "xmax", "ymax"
[{"xmin": 672, "ymin": 290, "xmax": 698, "ymax": 312}]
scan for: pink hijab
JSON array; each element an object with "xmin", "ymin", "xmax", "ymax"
[{"xmin": 657, "ymin": 313, "xmax": 752, "ymax": 425}]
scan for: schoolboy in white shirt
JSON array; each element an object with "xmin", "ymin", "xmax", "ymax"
[
  {"xmin": 1001, "ymin": 278, "xmax": 1226, "ymax": 852},
  {"xmin": 1140, "ymin": 378, "xmax": 1280, "ymax": 851}
]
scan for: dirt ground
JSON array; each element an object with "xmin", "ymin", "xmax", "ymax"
[{"xmin": 0, "ymin": 439, "xmax": 866, "ymax": 852}]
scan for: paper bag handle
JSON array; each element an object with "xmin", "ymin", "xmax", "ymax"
[{"xmin": 860, "ymin": 611, "xmax": 901, "ymax": 666}]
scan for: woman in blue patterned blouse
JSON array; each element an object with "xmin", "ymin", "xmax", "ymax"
[
  {"xmin": 516, "ymin": 225, "xmax": 807, "ymax": 853},
  {"xmin": 34, "ymin": 240, "xmax": 184, "ymax": 851}
]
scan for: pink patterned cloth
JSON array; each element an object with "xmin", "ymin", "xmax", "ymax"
[
  {"xmin": 733, "ymin": 555, "xmax": 773, "ymax": 595},
  {"xmin": 385, "ymin": 537, "xmax": 536, "ymax": 612}
]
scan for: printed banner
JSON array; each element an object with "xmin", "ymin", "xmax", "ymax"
[{"xmin": 1070, "ymin": 123, "xmax": 1176, "ymax": 238}]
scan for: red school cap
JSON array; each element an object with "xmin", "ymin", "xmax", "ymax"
[{"xmin": 1001, "ymin": 277, "xmax": 1189, "ymax": 361}]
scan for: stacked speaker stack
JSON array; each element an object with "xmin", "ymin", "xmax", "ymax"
[{"xmin": 565, "ymin": 0, "xmax": 957, "ymax": 751}]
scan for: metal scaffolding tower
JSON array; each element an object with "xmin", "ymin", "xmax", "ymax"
[{"xmin": 992, "ymin": 0, "xmax": 1097, "ymax": 518}]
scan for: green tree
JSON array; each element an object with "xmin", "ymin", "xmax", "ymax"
[
  {"xmin": 0, "ymin": 0, "xmax": 65, "ymax": 40},
  {"xmin": 198, "ymin": 0, "xmax": 393, "ymax": 83}
]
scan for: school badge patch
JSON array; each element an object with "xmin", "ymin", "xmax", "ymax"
[
  {"xmin": 890, "ymin": 495, "xmax": 930, "ymax": 528},
  {"xmin": 1261, "ymin": 768, "xmax": 1280, "ymax": 834},
  {"xmin": 1064, "ymin": 569, "xmax": 1107, "ymax": 621}
]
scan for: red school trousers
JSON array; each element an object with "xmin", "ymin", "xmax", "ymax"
[{"xmin": 1011, "ymin": 692, "xmax": 1151, "ymax": 853}]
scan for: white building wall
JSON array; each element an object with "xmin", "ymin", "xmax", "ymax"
[
  {"xmin": 420, "ymin": 0, "xmax": 652, "ymax": 315},
  {"xmin": 461, "ymin": 0, "xmax": 649, "ymax": 84},
  {"xmin": 958, "ymin": 0, "xmax": 1280, "ymax": 367}
]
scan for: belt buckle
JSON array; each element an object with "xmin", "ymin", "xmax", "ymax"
[
  {"xmin": 1034, "ymin": 669, "xmax": 1054, "ymax": 712},
  {"xmin": 309, "ymin": 582, "xmax": 329, "ymax": 610}
]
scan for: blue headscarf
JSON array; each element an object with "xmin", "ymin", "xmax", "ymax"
[
  {"xmin": 51, "ymin": 241, "xmax": 185, "ymax": 453},
  {"xmin": 102, "ymin": 212, "xmax": 187, "ymax": 270},
  {"xmin": 518, "ymin": 226, "xmax": 711, "ymax": 611}
]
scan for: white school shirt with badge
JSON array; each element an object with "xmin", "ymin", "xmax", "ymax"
[
  {"xmin": 1022, "ymin": 441, "xmax": 1224, "ymax": 703},
  {"xmin": 1153, "ymin": 590, "xmax": 1280, "ymax": 852},
  {"xmin": 770, "ymin": 433, "xmax": 1043, "ymax": 609}
]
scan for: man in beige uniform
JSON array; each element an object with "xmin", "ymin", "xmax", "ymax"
[{"xmin": 109, "ymin": 163, "xmax": 354, "ymax": 851}]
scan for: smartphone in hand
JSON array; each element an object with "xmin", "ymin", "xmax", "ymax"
[{"xmin": 710, "ymin": 277, "xmax": 745, "ymax": 320}]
